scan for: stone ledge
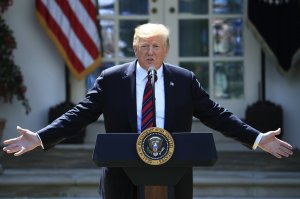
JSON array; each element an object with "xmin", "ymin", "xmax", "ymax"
[
  {"xmin": 2, "ymin": 197, "xmax": 299, "ymax": 199},
  {"xmin": 1, "ymin": 169, "xmax": 299, "ymax": 186},
  {"xmin": 193, "ymin": 170, "xmax": 300, "ymax": 198},
  {"xmin": 193, "ymin": 170, "xmax": 300, "ymax": 185},
  {"xmin": 1, "ymin": 169, "xmax": 299, "ymax": 198},
  {"xmin": 0, "ymin": 169, "xmax": 100, "ymax": 186}
]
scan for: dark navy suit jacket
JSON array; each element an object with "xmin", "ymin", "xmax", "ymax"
[{"xmin": 38, "ymin": 60, "xmax": 260, "ymax": 148}]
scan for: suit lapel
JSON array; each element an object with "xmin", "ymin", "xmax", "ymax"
[
  {"xmin": 163, "ymin": 64, "xmax": 176, "ymax": 131},
  {"xmin": 124, "ymin": 61, "xmax": 138, "ymax": 133}
]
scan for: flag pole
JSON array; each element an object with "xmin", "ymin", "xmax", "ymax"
[
  {"xmin": 94, "ymin": 0, "xmax": 104, "ymax": 56},
  {"xmin": 260, "ymin": 49, "xmax": 265, "ymax": 102},
  {"xmin": 65, "ymin": 64, "xmax": 70, "ymax": 103}
]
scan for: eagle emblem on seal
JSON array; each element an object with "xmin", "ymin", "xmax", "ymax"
[{"xmin": 147, "ymin": 136, "xmax": 165, "ymax": 157}]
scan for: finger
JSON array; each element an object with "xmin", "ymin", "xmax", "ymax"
[
  {"xmin": 3, "ymin": 143, "xmax": 19, "ymax": 150},
  {"xmin": 271, "ymin": 151, "xmax": 282, "ymax": 159},
  {"xmin": 4, "ymin": 145, "xmax": 22, "ymax": 154},
  {"xmin": 3, "ymin": 135, "xmax": 23, "ymax": 145},
  {"xmin": 280, "ymin": 143, "xmax": 293, "ymax": 151},
  {"xmin": 277, "ymin": 148, "xmax": 291, "ymax": 158},
  {"xmin": 279, "ymin": 146, "xmax": 293, "ymax": 156},
  {"xmin": 5, "ymin": 148, "xmax": 19, "ymax": 154},
  {"xmin": 14, "ymin": 146, "xmax": 26, "ymax": 156},
  {"xmin": 280, "ymin": 141, "xmax": 293, "ymax": 150},
  {"xmin": 2, "ymin": 126, "xmax": 27, "ymax": 145}
]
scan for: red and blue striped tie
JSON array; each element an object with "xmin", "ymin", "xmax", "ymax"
[{"xmin": 141, "ymin": 79, "xmax": 154, "ymax": 132}]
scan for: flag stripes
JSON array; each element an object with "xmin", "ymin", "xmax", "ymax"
[
  {"xmin": 56, "ymin": 0, "xmax": 99, "ymax": 59},
  {"xmin": 36, "ymin": 0, "xmax": 101, "ymax": 80}
]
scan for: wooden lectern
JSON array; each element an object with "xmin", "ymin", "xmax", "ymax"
[{"xmin": 93, "ymin": 132, "xmax": 217, "ymax": 199}]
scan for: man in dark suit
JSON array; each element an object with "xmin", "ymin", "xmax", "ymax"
[{"xmin": 3, "ymin": 23, "xmax": 293, "ymax": 199}]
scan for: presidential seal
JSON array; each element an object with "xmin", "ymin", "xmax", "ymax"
[{"xmin": 136, "ymin": 127, "xmax": 175, "ymax": 166}]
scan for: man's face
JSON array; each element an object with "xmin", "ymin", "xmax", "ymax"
[{"xmin": 133, "ymin": 35, "xmax": 169, "ymax": 70}]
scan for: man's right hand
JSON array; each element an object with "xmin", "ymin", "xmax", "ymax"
[{"xmin": 2, "ymin": 126, "xmax": 42, "ymax": 156}]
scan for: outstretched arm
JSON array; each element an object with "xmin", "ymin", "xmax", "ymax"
[
  {"xmin": 2, "ymin": 126, "xmax": 42, "ymax": 156},
  {"xmin": 259, "ymin": 128, "xmax": 293, "ymax": 159}
]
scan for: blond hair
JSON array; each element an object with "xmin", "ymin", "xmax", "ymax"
[{"xmin": 133, "ymin": 23, "xmax": 170, "ymax": 49}]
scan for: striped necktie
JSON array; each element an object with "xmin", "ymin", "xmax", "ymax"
[{"xmin": 141, "ymin": 78, "xmax": 154, "ymax": 132}]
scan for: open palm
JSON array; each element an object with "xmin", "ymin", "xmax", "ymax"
[
  {"xmin": 3, "ymin": 126, "xmax": 41, "ymax": 156},
  {"xmin": 259, "ymin": 128, "xmax": 293, "ymax": 159}
]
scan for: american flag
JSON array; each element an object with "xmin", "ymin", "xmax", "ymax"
[{"xmin": 36, "ymin": 0, "xmax": 102, "ymax": 80}]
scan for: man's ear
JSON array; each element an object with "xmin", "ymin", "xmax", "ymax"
[{"xmin": 133, "ymin": 46, "xmax": 138, "ymax": 56}]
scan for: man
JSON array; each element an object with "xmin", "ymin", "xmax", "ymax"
[{"xmin": 3, "ymin": 23, "xmax": 293, "ymax": 199}]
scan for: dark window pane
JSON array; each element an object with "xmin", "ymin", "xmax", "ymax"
[
  {"xmin": 213, "ymin": 18, "xmax": 243, "ymax": 56},
  {"xmin": 213, "ymin": 0, "xmax": 243, "ymax": 14},
  {"xmin": 179, "ymin": 20, "xmax": 209, "ymax": 57},
  {"xmin": 119, "ymin": 0, "xmax": 148, "ymax": 15},
  {"xmin": 180, "ymin": 62, "xmax": 209, "ymax": 91},
  {"xmin": 119, "ymin": 20, "xmax": 148, "ymax": 57},
  {"xmin": 179, "ymin": 0, "xmax": 208, "ymax": 14},
  {"xmin": 213, "ymin": 61, "xmax": 244, "ymax": 99}
]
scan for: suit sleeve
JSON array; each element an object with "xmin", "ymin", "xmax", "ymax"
[
  {"xmin": 37, "ymin": 73, "xmax": 105, "ymax": 150},
  {"xmin": 190, "ymin": 73, "xmax": 261, "ymax": 149}
]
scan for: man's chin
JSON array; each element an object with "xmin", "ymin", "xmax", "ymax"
[{"xmin": 147, "ymin": 61, "xmax": 156, "ymax": 66}]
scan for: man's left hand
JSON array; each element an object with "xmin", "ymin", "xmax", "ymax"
[{"xmin": 259, "ymin": 128, "xmax": 293, "ymax": 158}]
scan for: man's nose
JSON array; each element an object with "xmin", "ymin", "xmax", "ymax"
[{"xmin": 147, "ymin": 46, "xmax": 154, "ymax": 54}]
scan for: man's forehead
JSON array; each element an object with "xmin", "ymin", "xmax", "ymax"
[{"xmin": 139, "ymin": 35, "xmax": 165, "ymax": 43}]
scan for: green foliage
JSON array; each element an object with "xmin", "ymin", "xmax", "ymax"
[{"xmin": 0, "ymin": 2, "xmax": 31, "ymax": 114}]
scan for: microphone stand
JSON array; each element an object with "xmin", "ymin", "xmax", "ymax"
[
  {"xmin": 148, "ymin": 68, "xmax": 157, "ymax": 128},
  {"xmin": 151, "ymin": 73, "xmax": 156, "ymax": 128}
]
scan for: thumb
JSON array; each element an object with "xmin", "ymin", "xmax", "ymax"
[
  {"xmin": 272, "ymin": 128, "xmax": 281, "ymax": 136},
  {"xmin": 16, "ymin": 126, "xmax": 27, "ymax": 135}
]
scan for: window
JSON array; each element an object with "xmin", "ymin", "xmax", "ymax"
[{"xmin": 87, "ymin": 0, "xmax": 245, "ymax": 101}]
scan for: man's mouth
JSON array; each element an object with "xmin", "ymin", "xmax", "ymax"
[{"xmin": 146, "ymin": 58, "xmax": 154, "ymax": 62}]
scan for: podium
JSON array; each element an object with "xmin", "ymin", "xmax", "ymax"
[{"xmin": 93, "ymin": 132, "xmax": 217, "ymax": 199}]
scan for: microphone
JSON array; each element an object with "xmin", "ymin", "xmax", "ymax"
[
  {"xmin": 147, "ymin": 65, "xmax": 157, "ymax": 84},
  {"xmin": 147, "ymin": 65, "xmax": 157, "ymax": 127}
]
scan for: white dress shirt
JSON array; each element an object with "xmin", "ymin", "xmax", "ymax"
[{"xmin": 136, "ymin": 62, "xmax": 165, "ymax": 133}]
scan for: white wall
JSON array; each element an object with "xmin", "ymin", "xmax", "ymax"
[
  {"xmin": 265, "ymin": 56, "xmax": 300, "ymax": 149},
  {"xmin": 0, "ymin": 0, "xmax": 66, "ymax": 141}
]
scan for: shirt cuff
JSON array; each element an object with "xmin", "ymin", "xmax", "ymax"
[
  {"xmin": 36, "ymin": 133, "xmax": 45, "ymax": 149},
  {"xmin": 252, "ymin": 133, "xmax": 263, "ymax": 150}
]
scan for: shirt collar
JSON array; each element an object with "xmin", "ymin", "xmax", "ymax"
[{"xmin": 136, "ymin": 62, "xmax": 163, "ymax": 82}]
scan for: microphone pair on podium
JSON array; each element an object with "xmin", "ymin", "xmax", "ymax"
[{"xmin": 147, "ymin": 65, "xmax": 157, "ymax": 84}]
